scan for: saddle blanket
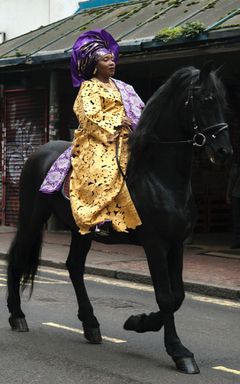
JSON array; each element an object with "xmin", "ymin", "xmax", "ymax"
[{"xmin": 39, "ymin": 146, "xmax": 72, "ymax": 195}]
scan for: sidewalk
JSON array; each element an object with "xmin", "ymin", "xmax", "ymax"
[{"xmin": 0, "ymin": 226, "xmax": 239, "ymax": 301}]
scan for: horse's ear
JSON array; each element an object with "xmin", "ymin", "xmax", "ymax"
[{"xmin": 199, "ymin": 61, "xmax": 214, "ymax": 83}]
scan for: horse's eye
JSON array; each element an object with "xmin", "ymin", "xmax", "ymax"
[
  {"xmin": 200, "ymin": 95, "xmax": 214, "ymax": 104},
  {"xmin": 204, "ymin": 95, "xmax": 214, "ymax": 102}
]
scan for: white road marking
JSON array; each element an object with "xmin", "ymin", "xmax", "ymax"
[
  {"xmin": 0, "ymin": 270, "xmax": 68, "ymax": 285},
  {"xmin": 186, "ymin": 293, "xmax": 240, "ymax": 309},
  {"xmin": 42, "ymin": 322, "xmax": 126, "ymax": 344},
  {"xmin": 1, "ymin": 265, "xmax": 238, "ymax": 309},
  {"xmin": 213, "ymin": 366, "xmax": 240, "ymax": 375},
  {"xmin": 39, "ymin": 267, "xmax": 240, "ymax": 308},
  {"xmin": 39, "ymin": 267, "xmax": 153, "ymax": 291},
  {"xmin": 36, "ymin": 275, "xmax": 69, "ymax": 283},
  {"xmin": 34, "ymin": 280, "xmax": 69, "ymax": 285},
  {"xmin": 0, "ymin": 283, "xmax": 6, "ymax": 287}
]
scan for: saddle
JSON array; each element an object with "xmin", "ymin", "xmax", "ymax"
[{"xmin": 61, "ymin": 169, "xmax": 71, "ymax": 200}]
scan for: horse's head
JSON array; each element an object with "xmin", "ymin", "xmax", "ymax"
[
  {"xmin": 187, "ymin": 64, "xmax": 233, "ymax": 165},
  {"xmin": 129, "ymin": 65, "xmax": 232, "ymax": 173}
]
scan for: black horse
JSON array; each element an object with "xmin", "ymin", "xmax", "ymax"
[{"xmin": 7, "ymin": 66, "xmax": 232, "ymax": 374}]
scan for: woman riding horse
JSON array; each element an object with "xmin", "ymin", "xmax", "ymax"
[
  {"xmin": 7, "ymin": 37, "xmax": 232, "ymax": 374},
  {"xmin": 66, "ymin": 29, "xmax": 144, "ymax": 235}
]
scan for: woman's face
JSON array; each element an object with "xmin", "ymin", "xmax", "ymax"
[{"xmin": 95, "ymin": 54, "xmax": 116, "ymax": 78}]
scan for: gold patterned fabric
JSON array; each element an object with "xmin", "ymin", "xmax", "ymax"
[{"xmin": 70, "ymin": 78, "xmax": 142, "ymax": 234}]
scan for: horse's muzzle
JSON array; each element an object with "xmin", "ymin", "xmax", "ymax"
[{"xmin": 206, "ymin": 145, "xmax": 233, "ymax": 165}]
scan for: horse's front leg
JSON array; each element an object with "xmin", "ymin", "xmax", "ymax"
[
  {"xmin": 124, "ymin": 237, "xmax": 199, "ymax": 374},
  {"xmin": 165, "ymin": 242, "xmax": 199, "ymax": 374},
  {"xmin": 124, "ymin": 239, "xmax": 171, "ymax": 333},
  {"xmin": 164, "ymin": 313, "xmax": 199, "ymax": 374},
  {"xmin": 66, "ymin": 231, "xmax": 102, "ymax": 344}
]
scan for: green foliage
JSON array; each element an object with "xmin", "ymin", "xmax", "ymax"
[
  {"xmin": 79, "ymin": 25, "xmax": 87, "ymax": 31},
  {"xmin": 181, "ymin": 21, "xmax": 205, "ymax": 38},
  {"xmin": 168, "ymin": 0, "xmax": 181, "ymax": 6},
  {"xmin": 155, "ymin": 21, "xmax": 205, "ymax": 42},
  {"xmin": 15, "ymin": 50, "xmax": 23, "ymax": 57},
  {"xmin": 205, "ymin": 0, "xmax": 218, "ymax": 9},
  {"xmin": 187, "ymin": 1, "xmax": 200, "ymax": 6},
  {"xmin": 156, "ymin": 26, "xmax": 183, "ymax": 41}
]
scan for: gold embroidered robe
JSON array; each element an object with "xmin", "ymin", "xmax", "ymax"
[{"xmin": 70, "ymin": 78, "xmax": 141, "ymax": 234}]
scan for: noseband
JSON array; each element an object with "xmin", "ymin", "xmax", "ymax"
[{"xmin": 157, "ymin": 83, "xmax": 228, "ymax": 147}]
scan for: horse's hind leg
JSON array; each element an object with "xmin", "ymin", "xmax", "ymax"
[
  {"xmin": 7, "ymin": 244, "xmax": 29, "ymax": 332},
  {"xmin": 7, "ymin": 198, "xmax": 51, "ymax": 332},
  {"xmin": 66, "ymin": 231, "xmax": 102, "ymax": 344},
  {"xmin": 7, "ymin": 226, "xmax": 43, "ymax": 332}
]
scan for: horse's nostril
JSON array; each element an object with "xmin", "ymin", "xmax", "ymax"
[
  {"xmin": 218, "ymin": 148, "xmax": 228, "ymax": 156},
  {"xmin": 217, "ymin": 148, "xmax": 233, "ymax": 163}
]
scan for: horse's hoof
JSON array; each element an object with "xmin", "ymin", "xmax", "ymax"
[
  {"xmin": 174, "ymin": 357, "xmax": 200, "ymax": 374},
  {"xmin": 83, "ymin": 326, "xmax": 102, "ymax": 344},
  {"xmin": 124, "ymin": 312, "xmax": 163, "ymax": 333},
  {"xmin": 9, "ymin": 316, "xmax": 29, "ymax": 332},
  {"xmin": 123, "ymin": 315, "xmax": 140, "ymax": 331},
  {"xmin": 123, "ymin": 314, "xmax": 147, "ymax": 332}
]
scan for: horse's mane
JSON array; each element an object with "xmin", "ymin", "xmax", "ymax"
[
  {"xmin": 128, "ymin": 66, "xmax": 226, "ymax": 170},
  {"xmin": 129, "ymin": 67, "xmax": 199, "ymax": 154}
]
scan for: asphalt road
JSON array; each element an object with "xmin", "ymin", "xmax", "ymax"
[{"xmin": 0, "ymin": 260, "xmax": 239, "ymax": 384}]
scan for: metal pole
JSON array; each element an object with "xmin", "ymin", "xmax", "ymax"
[
  {"xmin": 48, "ymin": 71, "xmax": 60, "ymax": 141},
  {"xmin": 47, "ymin": 71, "xmax": 60, "ymax": 230}
]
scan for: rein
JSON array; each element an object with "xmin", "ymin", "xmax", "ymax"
[{"xmin": 115, "ymin": 137, "xmax": 126, "ymax": 180}]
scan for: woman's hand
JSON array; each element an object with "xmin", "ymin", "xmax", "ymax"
[
  {"xmin": 108, "ymin": 131, "xmax": 120, "ymax": 143},
  {"xmin": 121, "ymin": 116, "xmax": 132, "ymax": 129},
  {"xmin": 108, "ymin": 117, "xmax": 132, "ymax": 143}
]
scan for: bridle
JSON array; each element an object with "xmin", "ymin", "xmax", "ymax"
[
  {"xmin": 116, "ymin": 81, "xmax": 228, "ymax": 179},
  {"xmin": 156, "ymin": 82, "xmax": 228, "ymax": 147}
]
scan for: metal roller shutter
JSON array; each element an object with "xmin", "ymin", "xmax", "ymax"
[
  {"xmin": 0, "ymin": 86, "xmax": 3, "ymax": 224},
  {"xmin": 2, "ymin": 88, "xmax": 48, "ymax": 226}
]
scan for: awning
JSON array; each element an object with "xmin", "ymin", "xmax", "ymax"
[{"xmin": 0, "ymin": 0, "xmax": 239, "ymax": 68}]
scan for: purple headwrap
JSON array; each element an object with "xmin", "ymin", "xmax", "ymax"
[{"xmin": 71, "ymin": 29, "xmax": 119, "ymax": 87}]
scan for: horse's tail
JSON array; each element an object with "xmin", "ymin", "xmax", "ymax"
[
  {"xmin": 7, "ymin": 153, "xmax": 52, "ymax": 296},
  {"xmin": 8, "ymin": 226, "xmax": 44, "ymax": 295}
]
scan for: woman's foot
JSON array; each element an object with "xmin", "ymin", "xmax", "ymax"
[{"xmin": 94, "ymin": 221, "xmax": 112, "ymax": 237}]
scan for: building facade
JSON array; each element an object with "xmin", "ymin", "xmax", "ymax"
[{"xmin": 0, "ymin": 0, "xmax": 240, "ymax": 230}]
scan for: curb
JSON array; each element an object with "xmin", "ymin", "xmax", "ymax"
[{"xmin": 1, "ymin": 253, "xmax": 239, "ymax": 301}]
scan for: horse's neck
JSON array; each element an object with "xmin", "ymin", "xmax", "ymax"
[
  {"xmin": 128, "ymin": 145, "xmax": 193, "ymax": 189},
  {"xmin": 155, "ymin": 146, "xmax": 193, "ymax": 189}
]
